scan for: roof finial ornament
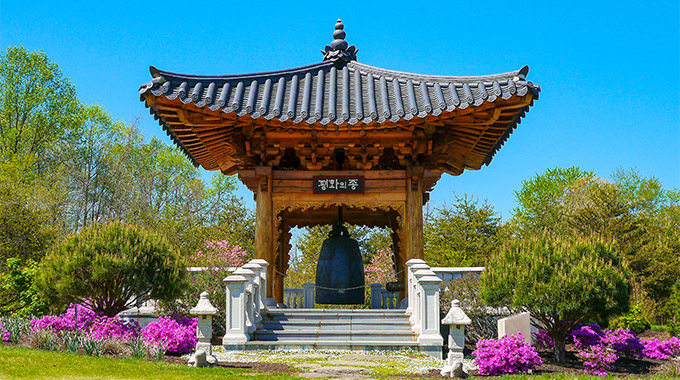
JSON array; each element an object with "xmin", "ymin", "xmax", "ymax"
[{"xmin": 322, "ymin": 19, "xmax": 358, "ymax": 64}]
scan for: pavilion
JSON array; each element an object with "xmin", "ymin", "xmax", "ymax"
[{"xmin": 139, "ymin": 20, "xmax": 539, "ymax": 344}]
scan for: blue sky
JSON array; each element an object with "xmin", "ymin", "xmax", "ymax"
[{"xmin": 2, "ymin": 0, "xmax": 678, "ymax": 219}]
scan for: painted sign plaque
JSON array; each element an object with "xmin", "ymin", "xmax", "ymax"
[{"xmin": 313, "ymin": 176, "xmax": 364, "ymax": 194}]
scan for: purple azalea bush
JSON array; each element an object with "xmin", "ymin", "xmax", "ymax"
[
  {"xmin": 532, "ymin": 329, "xmax": 554, "ymax": 350},
  {"xmin": 472, "ymin": 332, "xmax": 543, "ymax": 375},
  {"xmin": 89, "ymin": 316, "xmax": 139, "ymax": 341},
  {"xmin": 31, "ymin": 304, "xmax": 98, "ymax": 333},
  {"xmin": 141, "ymin": 315, "xmax": 197, "ymax": 355},
  {"xmin": 641, "ymin": 337, "xmax": 680, "ymax": 360},
  {"xmin": 30, "ymin": 304, "xmax": 140, "ymax": 343},
  {"xmin": 601, "ymin": 328, "xmax": 644, "ymax": 359},
  {"xmin": 576, "ymin": 343, "xmax": 618, "ymax": 376},
  {"xmin": 572, "ymin": 326, "xmax": 645, "ymax": 376},
  {"xmin": 569, "ymin": 324, "xmax": 604, "ymax": 349},
  {"xmin": 0, "ymin": 322, "xmax": 10, "ymax": 342}
]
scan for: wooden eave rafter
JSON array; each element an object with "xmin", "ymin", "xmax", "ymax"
[{"xmin": 142, "ymin": 92, "xmax": 534, "ymax": 174}]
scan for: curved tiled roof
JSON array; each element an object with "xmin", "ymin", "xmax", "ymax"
[
  {"xmin": 140, "ymin": 61, "xmax": 538, "ymax": 127},
  {"xmin": 139, "ymin": 19, "xmax": 540, "ymax": 172}
]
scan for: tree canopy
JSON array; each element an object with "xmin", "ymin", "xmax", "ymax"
[{"xmin": 36, "ymin": 222, "xmax": 187, "ymax": 317}]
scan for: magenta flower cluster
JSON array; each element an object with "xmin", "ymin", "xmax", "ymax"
[
  {"xmin": 472, "ymin": 332, "xmax": 543, "ymax": 375},
  {"xmin": 600, "ymin": 328, "xmax": 644, "ymax": 359},
  {"xmin": 570, "ymin": 323, "xmax": 604, "ymax": 348},
  {"xmin": 641, "ymin": 337, "xmax": 680, "ymax": 360},
  {"xmin": 0, "ymin": 322, "xmax": 10, "ymax": 342},
  {"xmin": 89, "ymin": 316, "xmax": 139, "ymax": 341},
  {"xmin": 193, "ymin": 240, "xmax": 248, "ymax": 268},
  {"xmin": 571, "ymin": 325, "xmax": 645, "ymax": 376},
  {"xmin": 30, "ymin": 304, "xmax": 98, "ymax": 333},
  {"xmin": 532, "ymin": 329, "xmax": 554, "ymax": 350},
  {"xmin": 141, "ymin": 315, "xmax": 197, "ymax": 354},
  {"xmin": 576, "ymin": 343, "xmax": 618, "ymax": 376}
]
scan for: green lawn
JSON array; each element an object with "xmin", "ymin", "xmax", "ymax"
[{"xmin": 0, "ymin": 345, "xmax": 298, "ymax": 380}]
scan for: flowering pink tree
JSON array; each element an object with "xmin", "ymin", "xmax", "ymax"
[
  {"xmin": 364, "ymin": 249, "xmax": 397, "ymax": 286},
  {"xmin": 161, "ymin": 240, "xmax": 250, "ymax": 337},
  {"xmin": 190, "ymin": 240, "xmax": 249, "ymax": 268}
]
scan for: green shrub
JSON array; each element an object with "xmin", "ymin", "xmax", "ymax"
[
  {"xmin": 668, "ymin": 281, "xmax": 680, "ymax": 337},
  {"xmin": 1, "ymin": 258, "xmax": 49, "ymax": 316},
  {"xmin": 36, "ymin": 222, "xmax": 187, "ymax": 317},
  {"xmin": 481, "ymin": 233, "xmax": 631, "ymax": 363},
  {"xmin": 611, "ymin": 305, "xmax": 651, "ymax": 333}
]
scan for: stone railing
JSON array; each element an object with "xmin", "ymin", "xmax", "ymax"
[
  {"xmin": 369, "ymin": 283, "xmax": 399, "ymax": 309},
  {"xmin": 222, "ymin": 259, "xmax": 269, "ymax": 346},
  {"xmin": 283, "ymin": 283, "xmax": 314, "ymax": 308},
  {"xmin": 405, "ymin": 259, "xmax": 444, "ymax": 346}
]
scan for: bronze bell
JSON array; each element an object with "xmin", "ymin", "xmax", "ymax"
[{"xmin": 315, "ymin": 208, "xmax": 365, "ymax": 305}]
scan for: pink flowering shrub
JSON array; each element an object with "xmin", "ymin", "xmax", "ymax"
[
  {"xmin": 141, "ymin": 315, "xmax": 197, "ymax": 355},
  {"xmin": 89, "ymin": 316, "xmax": 139, "ymax": 341},
  {"xmin": 472, "ymin": 332, "xmax": 543, "ymax": 375},
  {"xmin": 364, "ymin": 249, "xmax": 397, "ymax": 286},
  {"xmin": 0, "ymin": 322, "xmax": 10, "ymax": 342},
  {"xmin": 569, "ymin": 324, "xmax": 604, "ymax": 348},
  {"xmin": 30, "ymin": 303, "xmax": 141, "ymax": 343},
  {"xmin": 641, "ymin": 337, "xmax": 680, "ymax": 360},
  {"xmin": 573, "ymin": 327, "xmax": 644, "ymax": 376},
  {"xmin": 31, "ymin": 304, "xmax": 97, "ymax": 333},
  {"xmin": 191, "ymin": 240, "xmax": 248, "ymax": 268},
  {"xmin": 576, "ymin": 343, "xmax": 618, "ymax": 376},
  {"xmin": 533, "ymin": 329, "xmax": 554, "ymax": 350},
  {"xmin": 601, "ymin": 328, "xmax": 644, "ymax": 359}
]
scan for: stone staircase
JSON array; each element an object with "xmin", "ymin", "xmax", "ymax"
[{"xmin": 240, "ymin": 308, "xmax": 425, "ymax": 353}]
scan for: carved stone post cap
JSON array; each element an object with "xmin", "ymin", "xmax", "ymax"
[
  {"xmin": 441, "ymin": 299, "xmax": 472, "ymax": 325},
  {"xmin": 370, "ymin": 283, "xmax": 383, "ymax": 289},
  {"xmin": 224, "ymin": 274, "xmax": 248, "ymax": 283},
  {"xmin": 413, "ymin": 268, "xmax": 436, "ymax": 277},
  {"xmin": 406, "ymin": 259, "xmax": 426, "ymax": 266},
  {"xmin": 242, "ymin": 263, "xmax": 262, "ymax": 272},
  {"xmin": 190, "ymin": 292, "xmax": 219, "ymax": 315},
  {"xmin": 410, "ymin": 263, "xmax": 430, "ymax": 272},
  {"xmin": 303, "ymin": 283, "xmax": 315, "ymax": 289},
  {"xmin": 233, "ymin": 268, "xmax": 256, "ymax": 277},
  {"xmin": 249, "ymin": 259, "xmax": 269, "ymax": 267},
  {"xmin": 418, "ymin": 275, "xmax": 442, "ymax": 284}
]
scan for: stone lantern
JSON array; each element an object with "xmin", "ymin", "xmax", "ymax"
[
  {"xmin": 440, "ymin": 299, "xmax": 471, "ymax": 378},
  {"xmin": 189, "ymin": 291, "xmax": 219, "ymax": 367}
]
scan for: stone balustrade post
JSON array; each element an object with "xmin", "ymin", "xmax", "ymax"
[
  {"xmin": 232, "ymin": 267, "xmax": 256, "ymax": 335},
  {"xmin": 405, "ymin": 259, "xmax": 426, "ymax": 316},
  {"xmin": 250, "ymin": 259, "xmax": 269, "ymax": 311},
  {"xmin": 412, "ymin": 267, "xmax": 433, "ymax": 333},
  {"xmin": 417, "ymin": 271, "xmax": 443, "ymax": 351},
  {"xmin": 242, "ymin": 262, "xmax": 263, "ymax": 323},
  {"xmin": 409, "ymin": 263, "xmax": 431, "ymax": 326},
  {"xmin": 189, "ymin": 291, "xmax": 219, "ymax": 367},
  {"xmin": 223, "ymin": 274, "xmax": 248, "ymax": 346},
  {"xmin": 440, "ymin": 299, "xmax": 472, "ymax": 378},
  {"xmin": 370, "ymin": 283, "xmax": 382, "ymax": 309},
  {"xmin": 303, "ymin": 283, "xmax": 315, "ymax": 309}
]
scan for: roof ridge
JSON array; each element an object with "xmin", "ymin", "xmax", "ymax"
[
  {"xmin": 350, "ymin": 62, "xmax": 529, "ymax": 83},
  {"xmin": 150, "ymin": 61, "xmax": 334, "ymax": 81}
]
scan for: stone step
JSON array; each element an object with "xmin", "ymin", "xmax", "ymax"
[
  {"xmin": 260, "ymin": 321, "xmax": 412, "ymax": 331},
  {"xmin": 265, "ymin": 308, "xmax": 406, "ymax": 316},
  {"xmin": 241, "ymin": 340, "xmax": 421, "ymax": 351},
  {"xmin": 254, "ymin": 329, "xmax": 416, "ymax": 342}
]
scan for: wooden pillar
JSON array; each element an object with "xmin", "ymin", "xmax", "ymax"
[
  {"xmin": 404, "ymin": 166, "xmax": 424, "ymax": 262},
  {"xmin": 273, "ymin": 224, "xmax": 290, "ymax": 303},
  {"xmin": 254, "ymin": 166, "xmax": 274, "ymax": 298},
  {"xmin": 400, "ymin": 166, "xmax": 424, "ymax": 301},
  {"xmin": 391, "ymin": 226, "xmax": 406, "ymax": 301}
]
